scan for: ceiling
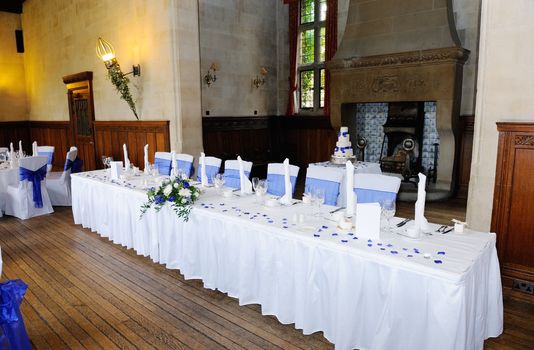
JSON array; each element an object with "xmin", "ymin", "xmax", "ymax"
[{"xmin": 0, "ymin": 0, "xmax": 24, "ymax": 14}]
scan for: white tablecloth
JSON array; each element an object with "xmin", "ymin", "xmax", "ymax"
[
  {"xmin": 309, "ymin": 161, "xmax": 382, "ymax": 206},
  {"xmin": 71, "ymin": 170, "xmax": 503, "ymax": 350},
  {"xmin": 0, "ymin": 165, "xmax": 18, "ymax": 193}
]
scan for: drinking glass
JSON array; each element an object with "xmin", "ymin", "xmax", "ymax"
[
  {"xmin": 101, "ymin": 155, "xmax": 107, "ymax": 168},
  {"xmin": 313, "ymin": 187, "xmax": 326, "ymax": 215},
  {"xmin": 256, "ymin": 179, "xmax": 268, "ymax": 204},
  {"xmin": 380, "ymin": 199, "xmax": 396, "ymax": 231},
  {"xmin": 151, "ymin": 164, "xmax": 159, "ymax": 177},
  {"xmin": 213, "ymin": 173, "xmax": 225, "ymax": 192}
]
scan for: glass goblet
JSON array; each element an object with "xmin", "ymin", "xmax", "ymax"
[{"xmin": 380, "ymin": 199, "xmax": 396, "ymax": 232}]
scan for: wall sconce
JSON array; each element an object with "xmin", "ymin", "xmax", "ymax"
[
  {"xmin": 252, "ymin": 67, "xmax": 268, "ymax": 88},
  {"xmin": 204, "ymin": 63, "xmax": 218, "ymax": 87},
  {"xmin": 96, "ymin": 37, "xmax": 140, "ymax": 120}
]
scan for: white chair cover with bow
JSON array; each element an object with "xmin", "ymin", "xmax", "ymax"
[
  {"xmin": 223, "ymin": 159, "xmax": 252, "ymax": 189},
  {"xmin": 266, "ymin": 162, "xmax": 300, "ymax": 197},
  {"xmin": 304, "ymin": 166, "xmax": 344, "ymax": 206},
  {"xmin": 154, "ymin": 152, "xmax": 172, "ymax": 176},
  {"xmin": 4, "ymin": 156, "xmax": 54, "ymax": 219},
  {"xmin": 46, "ymin": 148, "xmax": 78, "ymax": 206},
  {"xmin": 196, "ymin": 155, "xmax": 222, "ymax": 184},
  {"xmin": 37, "ymin": 145, "xmax": 55, "ymax": 172},
  {"xmin": 353, "ymin": 173, "xmax": 401, "ymax": 204},
  {"xmin": 174, "ymin": 153, "xmax": 195, "ymax": 178}
]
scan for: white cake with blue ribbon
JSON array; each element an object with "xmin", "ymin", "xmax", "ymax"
[{"xmin": 333, "ymin": 126, "xmax": 354, "ymax": 159}]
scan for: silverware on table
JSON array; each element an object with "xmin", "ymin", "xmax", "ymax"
[
  {"xmin": 329, "ymin": 207, "xmax": 345, "ymax": 214},
  {"xmin": 396, "ymin": 218, "xmax": 411, "ymax": 227},
  {"xmin": 442, "ymin": 227, "xmax": 454, "ymax": 234}
]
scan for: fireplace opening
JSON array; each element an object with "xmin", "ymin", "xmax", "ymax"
[{"xmin": 343, "ymin": 101, "xmax": 440, "ymax": 184}]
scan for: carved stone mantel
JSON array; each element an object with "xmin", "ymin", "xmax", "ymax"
[{"xmin": 328, "ymin": 46, "xmax": 469, "ymax": 193}]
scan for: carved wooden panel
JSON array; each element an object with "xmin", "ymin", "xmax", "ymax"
[
  {"xmin": 492, "ymin": 122, "xmax": 534, "ymax": 286},
  {"xmin": 29, "ymin": 121, "xmax": 71, "ymax": 170},
  {"xmin": 94, "ymin": 121, "xmax": 170, "ymax": 169},
  {"xmin": 456, "ymin": 115, "xmax": 474, "ymax": 198}
]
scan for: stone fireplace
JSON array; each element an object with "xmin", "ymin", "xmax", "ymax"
[{"xmin": 328, "ymin": 0, "xmax": 469, "ymax": 195}]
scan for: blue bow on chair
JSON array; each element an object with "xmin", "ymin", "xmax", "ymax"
[
  {"xmin": 0, "ymin": 280, "xmax": 32, "ymax": 350},
  {"xmin": 64, "ymin": 157, "xmax": 83, "ymax": 173},
  {"xmin": 19, "ymin": 164, "xmax": 47, "ymax": 208}
]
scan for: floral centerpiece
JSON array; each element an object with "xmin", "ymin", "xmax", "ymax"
[{"xmin": 140, "ymin": 178, "xmax": 200, "ymax": 221}]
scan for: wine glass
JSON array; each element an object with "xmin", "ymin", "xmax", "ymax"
[
  {"xmin": 380, "ymin": 199, "xmax": 396, "ymax": 232},
  {"xmin": 255, "ymin": 179, "xmax": 268, "ymax": 204},
  {"xmin": 213, "ymin": 173, "xmax": 225, "ymax": 192},
  {"xmin": 101, "ymin": 155, "xmax": 107, "ymax": 168},
  {"xmin": 252, "ymin": 177, "xmax": 260, "ymax": 192},
  {"xmin": 313, "ymin": 187, "xmax": 326, "ymax": 215},
  {"xmin": 151, "ymin": 164, "xmax": 159, "ymax": 177}
]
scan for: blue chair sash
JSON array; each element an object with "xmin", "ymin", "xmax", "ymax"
[
  {"xmin": 354, "ymin": 188, "xmax": 397, "ymax": 204},
  {"xmin": 154, "ymin": 158, "xmax": 171, "ymax": 176},
  {"xmin": 19, "ymin": 165, "xmax": 47, "ymax": 208},
  {"xmin": 64, "ymin": 157, "xmax": 83, "ymax": 173},
  {"xmin": 196, "ymin": 165, "xmax": 219, "ymax": 184},
  {"xmin": 305, "ymin": 178, "xmax": 340, "ymax": 206},
  {"xmin": 223, "ymin": 169, "xmax": 250, "ymax": 189},
  {"xmin": 176, "ymin": 160, "xmax": 193, "ymax": 177},
  {"xmin": 266, "ymin": 174, "xmax": 297, "ymax": 197},
  {"xmin": 38, "ymin": 151, "xmax": 54, "ymax": 165},
  {"xmin": 0, "ymin": 279, "xmax": 32, "ymax": 350}
]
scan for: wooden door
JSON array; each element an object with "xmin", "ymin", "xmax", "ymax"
[
  {"xmin": 63, "ymin": 72, "xmax": 97, "ymax": 170},
  {"xmin": 492, "ymin": 122, "xmax": 534, "ymax": 287}
]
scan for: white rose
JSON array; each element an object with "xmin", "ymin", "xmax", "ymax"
[
  {"xmin": 163, "ymin": 184, "xmax": 173, "ymax": 197},
  {"xmin": 173, "ymin": 182, "xmax": 179, "ymax": 189},
  {"xmin": 179, "ymin": 188, "xmax": 191, "ymax": 198}
]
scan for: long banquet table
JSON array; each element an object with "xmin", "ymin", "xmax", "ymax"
[{"xmin": 71, "ymin": 170, "xmax": 503, "ymax": 350}]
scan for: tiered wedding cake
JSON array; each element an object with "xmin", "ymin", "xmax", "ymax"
[{"xmin": 331, "ymin": 127, "xmax": 354, "ymax": 164}]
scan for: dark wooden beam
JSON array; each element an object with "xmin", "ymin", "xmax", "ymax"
[{"xmin": 0, "ymin": 0, "xmax": 24, "ymax": 14}]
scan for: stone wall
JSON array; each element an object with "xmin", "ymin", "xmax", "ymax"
[
  {"xmin": 199, "ymin": 0, "xmax": 280, "ymax": 117},
  {"xmin": 467, "ymin": 0, "xmax": 534, "ymax": 231},
  {"xmin": 20, "ymin": 0, "xmax": 202, "ymax": 154},
  {"xmin": 0, "ymin": 12, "xmax": 27, "ymax": 121}
]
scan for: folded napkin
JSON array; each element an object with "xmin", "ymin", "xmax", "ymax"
[
  {"xmin": 200, "ymin": 152, "xmax": 208, "ymax": 187},
  {"xmin": 110, "ymin": 161, "xmax": 123, "ymax": 180},
  {"xmin": 123, "ymin": 144, "xmax": 130, "ymax": 170},
  {"xmin": 279, "ymin": 158, "xmax": 292, "ymax": 205},
  {"xmin": 171, "ymin": 151, "xmax": 177, "ymax": 177},
  {"xmin": 9, "ymin": 142, "xmax": 14, "ymax": 154},
  {"xmin": 238, "ymin": 156, "xmax": 252, "ymax": 195},
  {"xmin": 414, "ymin": 172, "xmax": 429, "ymax": 231},
  {"xmin": 143, "ymin": 144, "xmax": 149, "ymax": 173},
  {"xmin": 32, "ymin": 141, "xmax": 38, "ymax": 157},
  {"xmin": 346, "ymin": 160, "xmax": 355, "ymax": 218},
  {"xmin": 18, "ymin": 140, "xmax": 23, "ymax": 155}
]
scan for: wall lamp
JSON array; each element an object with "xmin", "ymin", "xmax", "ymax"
[
  {"xmin": 204, "ymin": 63, "xmax": 219, "ymax": 87},
  {"xmin": 96, "ymin": 37, "xmax": 140, "ymax": 120},
  {"xmin": 96, "ymin": 37, "xmax": 141, "ymax": 76},
  {"xmin": 252, "ymin": 67, "xmax": 268, "ymax": 88}
]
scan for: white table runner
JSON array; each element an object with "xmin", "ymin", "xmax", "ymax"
[{"xmin": 71, "ymin": 170, "xmax": 503, "ymax": 350}]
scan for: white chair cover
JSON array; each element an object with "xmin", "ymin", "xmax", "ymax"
[
  {"xmin": 304, "ymin": 166, "xmax": 344, "ymax": 206},
  {"xmin": 353, "ymin": 173, "xmax": 401, "ymax": 203},
  {"xmin": 154, "ymin": 152, "xmax": 172, "ymax": 176},
  {"xmin": 223, "ymin": 159, "xmax": 252, "ymax": 189},
  {"xmin": 46, "ymin": 148, "xmax": 78, "ymax": 206},
  {"xmin": 4, "ymin": 156, "xmax": 54, "ymax": 219},
  {"xmin": 37, "ymin": 145, "xmax": 55, "ymax": 172},
  {"xmin": 175, "ymin": 153, "xmax": 195, "ymax": 177},
  {"xmin": 266, "ymin": 162, "xmax": 300, "ymax": 196},
  {"xmin": 196, "ymin": 156, "xmax": 222, "ymax": 184}
]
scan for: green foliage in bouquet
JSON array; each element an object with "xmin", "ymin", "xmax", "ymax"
[
  {"xmin": 107, "ymin": 64, "xmax": 139, "ymax": 120},
  {"xmin": 140, "ymin": 178, "xmax": 200, "ymax": 221}
]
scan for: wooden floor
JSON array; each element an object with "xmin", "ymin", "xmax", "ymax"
[{"xmin": 0, "ymin": 202, "xmax": 532, "ymax": 349}]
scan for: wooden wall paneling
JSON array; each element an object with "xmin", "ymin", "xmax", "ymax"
[
  {"xmin": 0, "ymin": 121, "xmax": 31, "ymax": 154},
  {"xmin": 457, "ymin": 115, "xmax": 474, "ymax": 198},
  {"xmin": 28, "ymin": 121, "xmax": 71, "ymax": 170},
  {"xmin": 93, "ymin": 121, "xmax": 170, "ymax": 170},
  {"xmin": 492, "ymin": 122, "xmax": 534, "ymax": 287}
]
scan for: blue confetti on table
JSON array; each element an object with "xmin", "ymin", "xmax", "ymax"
[
  {"xmin": 437, "ymin": 251, "xmax": 446, "ymax": 255},
  {"xmin": 434, "ymin": 260, "xmax": 443, "ymax": 264}
]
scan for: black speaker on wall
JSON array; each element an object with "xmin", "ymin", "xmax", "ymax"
[{"xmin": 15, "ymin": 30, "xmax": 24, "ymax": 53}]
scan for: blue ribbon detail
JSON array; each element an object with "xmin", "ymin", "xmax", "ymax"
[
  {"xmin": 223, "ymin": 169, "xmax": 250, "ymax": 189},
  {"xmin": 19, "ymin": 165, "xmax": 47, "ymax": 208},
  {"xmin": 304, "ymin": 177, "xmax": 340, "ymax": 206},
  {"xmin": 266, "ymin": 174, "xmax": 297, "ymax": 196},
  {"xmin": 154, "ymin": 158, "xmax": 171, "ymax": 176},
  {"xmin": 196, "ymin": 165, "xmax": 220, "ymax": 184},
  {"xmin": 64, "ymin": 157, "xmax": 84, "ymax": 173},
  {"xmin": 0, "ymin": 280, "xmax": 32, "ymax": 350},
  {"xmin": 38, "ymin": 151, "xmax": 54, "ymax": 165},
  {"xmin": 353, "ymin": 188, "xmax": 397, "ymax": 204}
]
